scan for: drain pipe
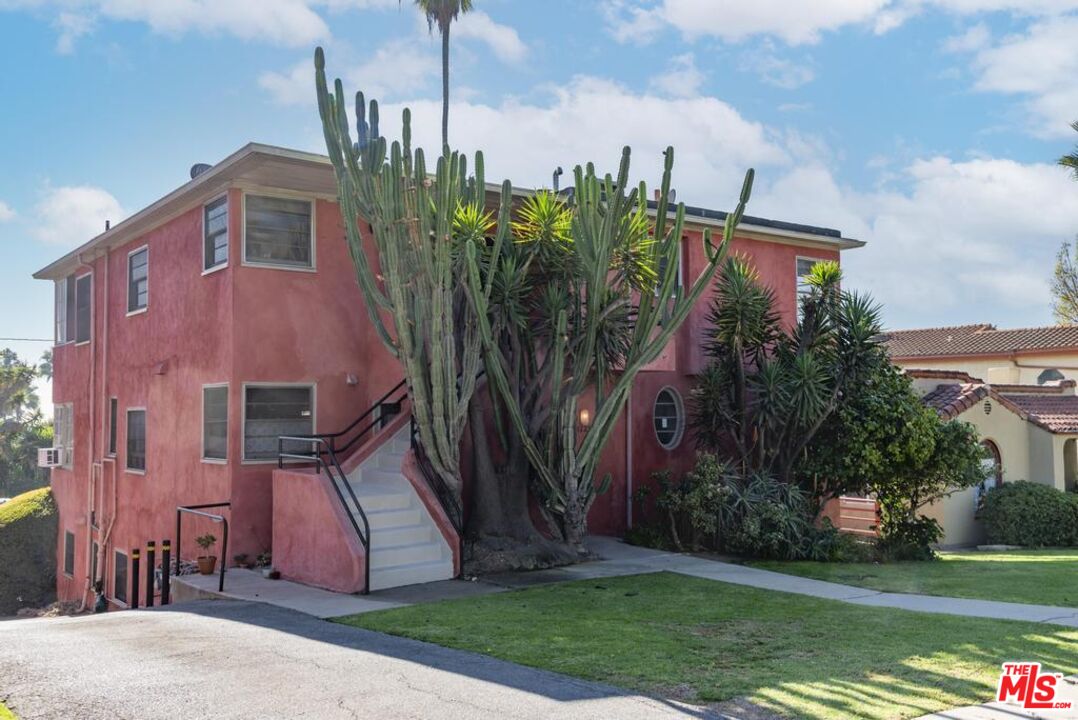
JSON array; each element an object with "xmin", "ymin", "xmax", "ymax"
[
  {"xmin": 75, "ymin": 251, "xmax": 97, "ymax": 611},
  {"xmin": 95, "ymin": 247, "xmax": 115, "ymax": 601}
]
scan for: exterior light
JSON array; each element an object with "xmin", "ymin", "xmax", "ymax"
[{"xmin": 578, "ymin": 408, "xmax": 591, "ymax": 430}]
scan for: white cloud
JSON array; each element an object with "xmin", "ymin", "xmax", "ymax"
[
  {"xmin": 941, "ymin": 22, "xmax": 990, "ymax": 52},
  {"xmin": 0, "ymin": 201, "xmax": 14, "ymax": 222},
  {"xmin": 262, "ymin": 40, "xmax": 438, "ymax": 106},
  {"xmin": 53, "ymin": 10, "xmax": 93, "ymax": 53},
  {"xmin": 740, "ymin": 44, "xmax": 815, "ymax": 88},
  {"xmin": 31, "ymin": 185, "xmax": 123, "ymax": 247},
  {"xmin": 648, "ymin": 53, "xmax": 705, "ymax": 98},
  {"xmin": 962, "ymin": 15, "xmax": 1078, "ymax": 137},
  {"xmin": 453, "ymin": 10, "xmax": 527, "ymax": 63}
]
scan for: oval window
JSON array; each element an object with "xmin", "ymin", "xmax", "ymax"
[{"xmin": 653, "ymin": 387, "xmax": 684, "ymax": 449}]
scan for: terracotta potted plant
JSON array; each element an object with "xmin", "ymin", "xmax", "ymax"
[{"xmin": 195, "ymin": 533, "xmax": 217, "ymax": 575}]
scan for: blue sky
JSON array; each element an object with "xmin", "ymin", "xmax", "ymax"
[{"xmin": 1, "ymin": 0, "xmax": 1077, "ymax": 375}]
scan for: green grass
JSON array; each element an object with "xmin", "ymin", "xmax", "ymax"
[
  {"xmin": 752, "ymin": 549, "xmax": 1078, "ymax": 607},
  {"xmin": 336, "ymin": 572, "xmax": 1078, "ymax": 720}
]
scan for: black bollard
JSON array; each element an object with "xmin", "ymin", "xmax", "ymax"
[
  {"xmin": 160, "ymin": 539, "xmax": 171, "ymax": 605},
  {"xmin": 145, "ymin": 541, "xmax": 155, "ymax": 608},
  {"xmin": 130, "ymin": 548, "xmax": 140, "ymax": 610}
]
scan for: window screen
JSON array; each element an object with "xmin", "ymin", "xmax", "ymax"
[
  {"xmin": 64, "ymin": 530, "xmax": 75, "ymax": 576},
  {"xmin": 127, "ymin": 409, "xmax": 146, "ymax": 471},
  {"xmin": 244, "ymin": 195, "xmax": 313, "ymax": 269},
  {"xmin": 204, "ymin": 197, "xmax": 229, "ymax": 270},
  {"xmin": 114, "ymin": 550, "xmax": 127, "ymax": 604},
  {"xmin": 203, "ymin": 386, "xmax": 228, "ymax": 460},
  {"xmin": 244, "ymin": 385, "xmax": 313, "ymax": 460},
  {"xmin": 75, "ymin": 274, "xmax": 92, "ymax": 343},
  {"xmin": 128, "ymin": 248, "xmax": 148, "ymax": 312},
  {"xmin": 108, "ymin": 398, "xmax": 118, "ymax": 456},
  {"xmin": 653, "ymin": 388, "xmax": 684, "ymax": 449}
]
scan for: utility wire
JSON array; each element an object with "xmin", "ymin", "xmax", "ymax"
[{"xmin": 0, "ymin": 338, "xmax": 53, "ymax": 342}]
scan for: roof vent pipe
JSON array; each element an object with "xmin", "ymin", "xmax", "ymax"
[
  {"xmin": 552, "ymin": 166, "xmax": 563, "ymax": 193},
  {"xmin": 105, "ymin": 220, "xmax": 110, "ymax": 231},
  {"xmin": 190, "ymin": 163, "xmax": 213, "ymax": 180}
]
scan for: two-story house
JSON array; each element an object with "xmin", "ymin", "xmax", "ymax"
[{"xmin": 36, "ymin": 143, "xmax": 862, "ymax": 606}]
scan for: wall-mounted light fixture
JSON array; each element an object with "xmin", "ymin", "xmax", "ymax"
[{"xmin": 578, "ymin": 408, "xmax": 591, "ymax": 432}]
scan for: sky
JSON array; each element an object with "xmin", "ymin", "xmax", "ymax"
[{"xmin": 1, "ymin": 0, "xmax": 1077, "ymax": 383}]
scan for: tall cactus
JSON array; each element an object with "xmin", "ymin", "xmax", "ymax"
[
  {"xmin": 314, "ymin": 48, "xmax": 510, "ymax": 500},
  {"xmin": 465, "ymin": 148, "xmax": 754, "ymax": 546}
]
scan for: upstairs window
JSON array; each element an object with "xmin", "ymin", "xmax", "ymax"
[
  {"xmin": 796, "ymin": 257, "xmax": 824, "ymax": 307},
  {"xmin": 204, "ymin": 196, "xmax": 229, "ymax": 271},
  {"xmin": 55, "ymin": 274, "xmax": 89, "ymax": 344},
  {"xmin": 244, "ymin": 195, "xmax": 314, "ymax": 270},
  {"xmin": 202, "ymin": 385, "xmax": 228, "ymax": 460},
  {"xmin": 126, "ymin": 408, "xmax": 146, "ymax": 472},
  {"xmin": 244, "ymin": 385, "xmax": 313, "ymax": 461},
  {"xmin": 127, "ymin": 247, "xmax": 149, "ymax": 313},
  {"xmin": 653, "ymin": 387, "xmax": 685, "ymax": 450},
  {"xmin": 108, "ymin": 398, "xmax": 118, "ymax": 456},
  {"xmin": 75, "ymin": 273, "xmax": 92, "ymax": 343}
]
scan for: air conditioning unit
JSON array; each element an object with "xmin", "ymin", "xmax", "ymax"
[{"xmin": 37, "ymin": 447, "xmax": 64, "ymax": 468}]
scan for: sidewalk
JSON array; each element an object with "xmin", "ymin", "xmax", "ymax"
[{"xmin": 174, "ymin": 536, "xmax": 1078, "ymax": 627}]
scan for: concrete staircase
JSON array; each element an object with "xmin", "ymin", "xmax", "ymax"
[{"xmin": 344, "ymin": 427, "xmax": 454, "ymax": 591}]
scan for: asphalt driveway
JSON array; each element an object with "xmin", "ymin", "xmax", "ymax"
[{"xmin": 0, "ymin": 600, "xmax": 706, "ymax": 719}]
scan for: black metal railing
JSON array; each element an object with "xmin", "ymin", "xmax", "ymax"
[
  {"xmin": 302, "ymin": 379, "xmax": 408, "ymax": 459},
  {"xmin": 175, "ymin": 502, "xmax": 230, "ymax": 593},
  {"xmin": 278, "ymin": 435, "xmax": 372, "ymax": 594}
]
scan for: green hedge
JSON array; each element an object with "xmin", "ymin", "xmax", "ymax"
[
  {"xmin": 981, "ymin": 481, "xmax": 1078, "ymax": 547},
  {"xmin": 0, "ymin": 487, "xmax": 57, "ymax": 615}
]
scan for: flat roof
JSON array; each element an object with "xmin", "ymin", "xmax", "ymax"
[{"xmin": 34, "ymin": 142, "xmax": 864, "ymax": 280}]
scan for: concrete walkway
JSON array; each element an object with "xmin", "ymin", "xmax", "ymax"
[{"xmin": 175, "ymin": 536, "xmax": 1078, "ymax": 628}]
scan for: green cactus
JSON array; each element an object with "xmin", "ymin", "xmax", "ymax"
[
  {"xmin": 465, "ymin": 147, "xmax": 754, "ymax": 546},
  {"xmin": 314, "ymin": 48, "xmax": 510, "ymax": 500}
]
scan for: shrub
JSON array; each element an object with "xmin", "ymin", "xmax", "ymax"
[
  {"xmin": 981, "ymin": 481, "xmax": 1078, "ymax": 547},
  {"xmin": 876, "ymin": 516, "xmax": 943, "ymax": 561},
  {"xmin": 0, "ymin": 487, "xmax": 57, "ymax": 615}
]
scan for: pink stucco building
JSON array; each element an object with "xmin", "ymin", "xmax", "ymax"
[{"xmin": 36, "ymin": 143, "xmax": 862, "ymax": 606}]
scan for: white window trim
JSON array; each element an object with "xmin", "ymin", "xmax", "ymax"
[
  {"xmin": 73, "ymin": 271, "xmax": 93, "ymax": 346},
  {"xmin": 201, "ymin": 382, "xmax": 229, "ymax": 464},
  {"xmin": 653, "ymin": 385, "xmax": 685, "ymax": 451},
  {"xmin": 202, "ymin": 193, "xmax": 230, "ymax": 275},
  {"xmin": 241, "ymin": 381, "xmax": 317, "ymax": 464},
  {"xmin": 106, "ymin": 397, "xmax": 118, "ymax": 457},
  {"xmin": 240, "ymin": 191, "xmax": 317, "ymax": 273},
  {"xmin": 126, "ymin": 244, "xmax": 150, "ymax": 317},
  {"xmin": 125, "ymin": 406, "xmax": 147, "ymax": 474}
]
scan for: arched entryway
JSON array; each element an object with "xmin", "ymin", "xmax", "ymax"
[{"xmin": 976, "ymin": 439, "xmax": 1003, "ymax": 511}]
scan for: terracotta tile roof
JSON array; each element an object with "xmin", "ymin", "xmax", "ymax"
[
  {"xmin": 999, "ymin": 393, "xmax": 1078, "ymax": 434},
  {"xmin": 904, "ymin": 369, "xmax": 982, "ymax": 383},
  {"xmin": 921, "ymin": 379, "xmax": 1078, "ymax": 434},
  {"xmin": 884, "ymin": 323, "xmax": 1078, "ymax": 358}
]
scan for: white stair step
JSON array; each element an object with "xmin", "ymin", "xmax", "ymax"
[
  {"xmin": 369, "ymin": 540, "xmax": 444, "ymax": 569},
  {"xmin": 371, "ymin": 523, "xmax": 431, "ymax": 547},
  {"xmin": 391, "ymin": 437, "xmax": 411, "ymax": 453},
  {"xmin": 378, "ymin": 451, "xmax": 406, "ymax": 471},
  {"xmin": 360, "ymin": 468, "xmax": 409, "ymax": 486},
  {"xmin": 369, "ymin": 558, "xmax": 454, "ymax": 591},
  {"xmin": 365, "ymin": 507, "xmax": 422, "ymax": 530},
  {"xmin": 345, "ymin": 491, "xmax": 410, "ymax": 513}
]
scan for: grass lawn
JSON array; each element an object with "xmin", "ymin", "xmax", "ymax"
[
  {"xmin": 337, "ymin": 572, "xmax": 1078, "ymax": 720},
  {"xmin": 751, "ymin": 549, "xmax": 1078, "ymax": 607}
]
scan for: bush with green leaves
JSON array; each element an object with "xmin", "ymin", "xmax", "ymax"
[
  {"xmin": 0, "ymin": 487, "xmax": 57, "ymax": 615},
  {"xmin": 981, "ymin": 481, "xmax": 1078, "ymax": 547}
]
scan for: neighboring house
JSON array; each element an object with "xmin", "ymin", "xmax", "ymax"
[
  {"xmin": 885, "ymin": 323, "xmax": 1078, "ymax": 385},
  {"xmin": 36, "ymin": 142, "xmax": 863, "ymax": 605}
]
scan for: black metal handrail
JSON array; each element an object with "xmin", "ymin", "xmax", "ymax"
[
  {"xmin": 175, "ymin": 502, "xmax": 230, "ymax": 592},
  {"xmin": 278, "ymin": 435, "xmax": 372, "ymax": 594},
  {"xmin": 296, "ymin": 379, "xmax": 408, "ymax": 458}
]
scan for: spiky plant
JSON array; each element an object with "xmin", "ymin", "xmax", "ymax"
[{"xmin": 1060, "ymin": 121, "xmax": 1078, "ymax": 181}]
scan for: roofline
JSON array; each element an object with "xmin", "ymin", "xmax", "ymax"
[
  {"xmin": 892, "ymin": 346, "xmax": 1078, "ymax": 362},
  {"xmin": 35, "ymin": 142, "xmax": 862, "ymax": 278}
]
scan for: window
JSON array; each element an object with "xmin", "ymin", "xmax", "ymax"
[
  {"xmin": 91, "ymin": 540, "xmax": 99, "ymax": 585},
  {"xmin": 53, "ymin": 403, "xmax": 73, "ymax": 469},
  {"xmin": 796, "ymin": 257, "xmax": 824, "ymax": 305},
  {"xmin": 108, "ymin": 398, "xmax": 118, "ymax": 456},
  {"xmin": 976, "ymin": 440, "xmax": 1003, "ymax": 511},
  {"xmin": 656, "ymin": 240, "xmax": 684, "ymax": 297},
  {"xmin": 244, "ymin": 385, "xmax": 313, "ymax": 461},
  {"xmin": 56, "ymin": 274, "xmax": 92, "ymax": 344},
  {"xmin": 653, "ymin": 387, "xmax": 685, "ymax": 449},
  {"xmin": 114, "ymin": 550, "xmax": 128, "ymax": 604},
  {"xmin": 127, "ymin": 247, "xmax": 148, "ymax": 313},
  {"xmin": 244, "ymin": 195, "xmax": 314, "ymax": 269},
  {"xmin": 126, "ymin": 409, "xmax": 146, "ymax": 471},
  {"xmin": 204, "ymin": 196, "xmax": 229, "ymax": 271},
  {"xmin": 1038, "ymin": 368, "xmax": 1065, "ymax": 385},
  {"xmin": 203, "ymin": 385, "xmax": 228, "ymax": 460},
  {"xmin": 63, "ymin": 530, "xmax": 75, "ymax": 576},
  {"xmin": 75, "ymin": 273, "xmax": 92, "ymax": 343}
]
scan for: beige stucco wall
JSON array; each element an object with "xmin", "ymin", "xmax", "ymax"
[{"xmin": 896, "ymin": 353, "xmax": 1078, "ymax": 385}]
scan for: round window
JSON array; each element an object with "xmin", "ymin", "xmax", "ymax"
[{"xmin": 653, "ymin": 387, "xmax": 684, "ymax": 449}]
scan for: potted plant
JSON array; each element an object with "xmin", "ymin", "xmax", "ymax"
[{"xmin": 195, "ymin": 533, "xmax": 217, "ymax": 575}]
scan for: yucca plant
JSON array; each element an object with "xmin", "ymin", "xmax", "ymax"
[{"xmin": 691, "ymin": 256, "xmax": 883, "ymax": 498}]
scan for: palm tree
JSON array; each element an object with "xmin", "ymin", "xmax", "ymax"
[
  {"xmin": 1061, "ymin": 121, "xmax": 1078, "ymax": 180},
  {"xmin": 413, "ymin": 0, "xmax": 473, "ymax": 149}
]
